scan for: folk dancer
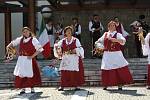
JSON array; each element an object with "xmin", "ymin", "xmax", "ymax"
[
  {"xmin": 139, "ymin": 28, "xmax": 150, "ymax": 89},
  {"xmin": 95, "ymin": 21, "xmax": 133, "ymax": 90},
  {"xmin": 54, "ymin": 26, "xmax": 85, "ymax": 91},
  {"xmin": 6, "ymin": 27, "xmax": 43, "ymax": 94}
]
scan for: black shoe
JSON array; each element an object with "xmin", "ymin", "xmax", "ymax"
[
  {"xmin": 31, "ymin": 88, "xmax": 35, "ymax": 93},
  {"xmin": 58, "ymin": 87, "xmax": 64, "ymax": 91},
  {"xmin": 118, "ymin": 87, "xmax": 122, "ymax": 90},
  {"xmin": 31, "ymin": 91, "xmax": 35, "ymax": 93},
  {"xmin": 74, "ymin": 88, "xmax": 80, "ymax": 91},
  {"xmin": 19, "ymin": 91, "xmax": 25, "ymax": 95},
  {"xmin": 103, "ymin": 87, "xmax": 107, "ymax": 90},
  {"xmin": 147, "ymin": 87, "xmax": 150, "ymax": 90}
]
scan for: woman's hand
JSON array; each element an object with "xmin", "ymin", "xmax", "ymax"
[
  {"xmin": 109, "ymin": 38, "xmax": 118, "ymax": 43},
  {"xmin": 109, "ymin": 38, "xmax": 124, "ymax": 44},
  {"xmin": 27, "ymin": 51, "xmax": 40, "ymax": 59},
  {"xmin": 6, "ymin": 43, "xmax": 13, "ymax": 51},
  {"xmin": 72, "ymin": 49, "xmax": 76, "ymax": 54},
  {"xmin": 27, "ymin": 56, "xmax": 32, "ymax": 59}
]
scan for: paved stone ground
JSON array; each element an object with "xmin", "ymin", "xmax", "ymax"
[{"xmin": 0, "ymin": 87, "xmax": 150, "ymax": 100}]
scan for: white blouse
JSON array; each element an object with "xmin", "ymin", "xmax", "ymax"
[
  {"xmin": 142, "ymin": 33, "xmax": 150, "ymax": 64},
  {"xmin": 56, "ymin": 36, "xmax": 84, "ymax": 58},
  {"xmin": 120, "ymin": 24, "xmax": 129, "ymax": 37},
  {"xmin": 54, "ymin": 37, "xmax": 84, "ymax": 71},
  {"xmin": 88, "ymin": 21, "xmax": 104, "ymax": 32},
  {"xmin": 95, "ymin": 31, "xmax": 126, "ymax": 46},
  {"xmin": 95, "ymin": 31, "xmax": 128, "ymax": 70},
  {"xmin": 11, "ymin": 36, "xmax": 44, "ymax": 52},
  {"xmin": 74, "ymin": 24, "xmax": 81, "ymax": 35}
]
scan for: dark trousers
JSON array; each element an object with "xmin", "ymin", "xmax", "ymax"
[
  {"xmin": 135, "ymin": 35, "xmax": 143, "ymax": 57},
  {"xmin": 92, "ymin": 32, "xmax": 101, "ymax": 50},
  {"xmin": 91, "ymin": 31, "xmax": 101, "ymax": 57}
]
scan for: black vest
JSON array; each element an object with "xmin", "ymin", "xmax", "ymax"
[
  {"xmin": 46, "ymin": 27, "xmax": 53, "ymax": 35},
  {"xmin": 91, "ymin": 21, "xmax": 100, "ymax": 29},
  {"xmin": 75, "ymin": 24, "xmax": 79, "ymax": 32}
]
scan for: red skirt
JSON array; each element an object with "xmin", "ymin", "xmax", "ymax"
[
  {"xmin": 101, "ymin": 66, "xmax": 133, "ymax": 87},
  {"xmin": 147, "ymin": 65, "xmax": 150, "ymax": 86},
  {"xmin": 60, "ymin": 58, "xmax": 85, "ymax": 87},
  {"xmin": 15, "ymin": 59, "xmax": 41, "ymax": 88}
]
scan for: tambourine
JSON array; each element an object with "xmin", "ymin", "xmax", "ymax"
[
  {"xmin": 93, "ymin": 43, "xmax": 104, "ymax": 56},
  {"xmin": 5, "ymin": 47, "xmax": 16, "ymax": 61},
  {"xmin": 56, "ymin": 47, "xmax": 63, "ymax": 59}
]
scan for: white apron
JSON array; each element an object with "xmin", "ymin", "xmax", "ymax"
[
  {"xmin": 101, "ymin": 51, "xmax": 128, "ymax": 70},
  {"xmin": 60, "ymin": 54, "xmax": 79, "ymax": 71},
  {"xmin": 13, "ymin": 56, "xmax": 33, "ymax": 78}
]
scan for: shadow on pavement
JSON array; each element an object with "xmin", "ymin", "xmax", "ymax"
[
  {"xmin": 9, "ymin": 92, "xmax": 50, "ymax": 100},
  {"xmin": 61, "ymin": 89, "xmax": 94, "ymax": 96},
  {"xmin": 29, "ymin": 92, "xmax": 50, "ymax": 100},
  {"xmin": 87, "ymin": 90, "xmax": 95, "ymax": 95},
  {"xmin": 107, "ymin": 89, "xmax": 146, "ymax": 96},
  {"xmin": 61, "ymin": 89, "xmax": 76, "ymax": 95}
]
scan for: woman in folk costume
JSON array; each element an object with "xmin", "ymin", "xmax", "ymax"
[
  {"xmin": 6, "ymin": 27, "xmax": 44, "ymax": 94},
  {"xmin": 140, "ymin": 29, "xmax": 150, "ymax": 89},
  {"xmin": 114, "ymin": 17, "xmax": 129, "ymax": 39},
  {"xmin": 54, "ymin": 26, "xmax": 85, "ymax": 91},
  {"xmin": 114, "ymin": 17, "xmax": 129, "ymax": 54},
  {"xmin": 95, "ymin": 21, "xmax": 133, "ymax": 90}
]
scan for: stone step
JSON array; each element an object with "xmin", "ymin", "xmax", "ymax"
[
  {"xmin": 0, "ymin": 58, "xmax": 149, "ymax": 88},
  {"xmin": 0, "ymin": 72, "xmax": 147, "ymax": 82},
  {"xmin": 0, "ymin": 70, "xmax": 147, "ymax": 79},
  {"xmin": 0, "ymin": 58, "xmax": 148, "ymax": 63},
  {"xmin": 0, "ymin": 78, "xmax": 147, "ymax": 88},
  {"xmin": 0, "ymin": 63, "xmax": 148, "ymax": 67}
]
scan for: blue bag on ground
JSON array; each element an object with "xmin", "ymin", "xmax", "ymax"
[{"xmin": 42, "ymin": 65, "xmax": 59, "ymax": 78}]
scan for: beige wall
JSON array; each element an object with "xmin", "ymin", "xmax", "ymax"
[
  {"xmin": 0, "ymin": 12, "xmax": 43, "ymax": 59},
  {"xmin": 11, "ymin": 13, "xmax": 23, "ymax": 40},
  {"xmin": 0, "ymin": 13, "xmax": 23, "ymax": 59}
]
